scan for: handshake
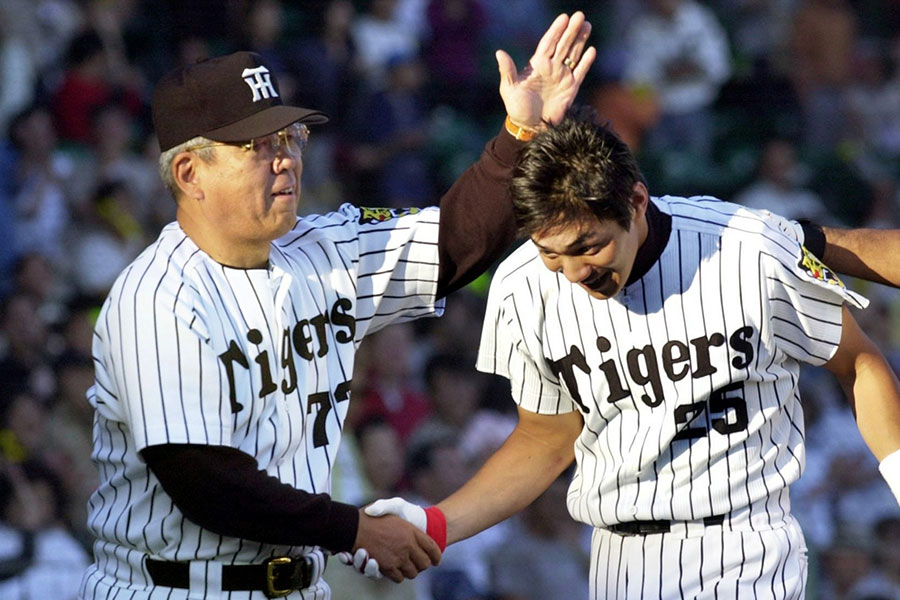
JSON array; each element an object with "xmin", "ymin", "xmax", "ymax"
[{"xmin": 336, "ymin": 498, "xmax": 448, "ymax": 582}]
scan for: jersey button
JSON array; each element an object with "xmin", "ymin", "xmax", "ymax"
[{"xmin": 628, "ymin": 506, "xmax": 638, "ymax": 516}]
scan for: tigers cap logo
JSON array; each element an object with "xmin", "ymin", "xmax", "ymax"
[{"xmin": 152, "ymin": 51, "xmax": 327, "ymax": 152}]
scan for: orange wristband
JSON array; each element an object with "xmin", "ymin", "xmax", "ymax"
[{"xmin": 505, "ymin": 115, "xmax": 537, "ymax": 141}]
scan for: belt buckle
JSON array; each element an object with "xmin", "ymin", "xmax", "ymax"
[{"xmin": 265, "ymin": 556, "xmax": 293, "ymax": 598}]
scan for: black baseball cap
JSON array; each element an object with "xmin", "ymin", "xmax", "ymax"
[{"xmin": 152, "ymin": 51, "xmax": 328, "ymax": 152}]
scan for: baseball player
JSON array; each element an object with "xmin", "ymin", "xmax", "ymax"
[
  {"xmin": 364, "ymin": 109, "xmax": 900, "ymax": 598},
  {"xmin": 77, "ymin": 14, "xmax": 596, "ymax": 600}
]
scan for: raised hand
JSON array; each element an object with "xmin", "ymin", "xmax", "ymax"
[{"xmin": 497, "ymin": 11, "xmax": 596, "ymax": 130}]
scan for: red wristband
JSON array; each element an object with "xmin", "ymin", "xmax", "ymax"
[{"xmin": 424, "ymin": 506, "xmax": 447, "ymax": 551}]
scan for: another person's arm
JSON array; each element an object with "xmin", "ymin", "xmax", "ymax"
[
  {"xmin": 438, "ymin": 407, "xmax": 582, "ymax": 545},
  {"xmin": 364, "ymin": 407, "xmax": 582, "ymax": 545},
  {"xmin": 821, "ymin": 226, "xmax": 900, "ymax": 289},
  {"xmin": 141, "ymin": 444, "xmax": 439, "ymax": 583},
  {"xmin": 824, "ymin": 306, "xmax": 900, "ymax": 502},
  {"xmin": 798, "ymin": 220, "xmax": 900, "ymax": 288}
]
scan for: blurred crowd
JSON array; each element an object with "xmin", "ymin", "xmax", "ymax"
[{"xmin": 1, "ymin": 0, "xmax": 899, "ymax": 598}]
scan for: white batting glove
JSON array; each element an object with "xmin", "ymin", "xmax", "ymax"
[
  {"xmin": 365, "ymin": 497, "xmax": 447, "ymax": 551},
  {"xmin": 365, "ymin": 497, "xmax": 427, "ymax": 530},
  {"xmin": 336, "ymin": 548, "xmax": 382, "ymax": 579}
]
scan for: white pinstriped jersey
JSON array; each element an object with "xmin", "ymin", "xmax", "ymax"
[
  {"xmin": 82, "ymin": 204, "xmax": 442, "ymax": 598},
  {"xmin": 477, "ymin": 196, "xmax": 866, "ymax": 531}
]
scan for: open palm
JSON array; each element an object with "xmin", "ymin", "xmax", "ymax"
[{"xmin": 498, "ymin": 12, "xmax": 597, "ymax": 129}]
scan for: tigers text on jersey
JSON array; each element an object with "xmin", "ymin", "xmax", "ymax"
[
  {"xmin": 477, "ymin": 196, "xmax": 866, "ymax": 531},
  {"xmin": 81, "ymin": 204, "xmax": 442, "ymax": 598}
]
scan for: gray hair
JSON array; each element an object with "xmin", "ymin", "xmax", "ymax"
[{"xmin": 158, "ymin": 136, "xmax": 218, "ymax": 198}]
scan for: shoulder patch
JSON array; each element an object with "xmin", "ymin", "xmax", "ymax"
[
  {"xmin": 798, "ymin": 245, "xmax": 844, "ymax": 288},
  {"xmin": 359, "ymin": 206, "xmax": 421, "ymax": 224}
]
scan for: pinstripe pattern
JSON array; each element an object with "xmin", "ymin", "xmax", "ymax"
[
  {"xmin": 476, "ymin": 196, "xmax": 864, "ymax": 595},
  {"xmin": 81, "ymin": 204, "xmax": 443, "ymax": 599},
  {"xmin": 589, "ymin": 515, "xmax": 808, "ymax": 599}
]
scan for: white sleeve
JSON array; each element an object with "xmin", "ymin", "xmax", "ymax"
[
  {"xmin": 94, "ymin": 277, "xmax": 232, "ymax": 451},
  {"xmin": 280, "ymin": 205, "xmax": 445, "ymax": 341},
  {"xmin": 764, "ymin": 238, "xmax": 868, "ymax": 366},
  {"xmin": 476, "ymin": 268, "xmax": 577, "ymax": 416},
  {"xmin": 351, "ymin": 205, "xmax": 444, "ymax": 335}
]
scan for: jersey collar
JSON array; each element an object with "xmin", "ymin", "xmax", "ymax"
[{"xmin": 626, "ymin": 199, "xmax": 671, "ymax": 287}]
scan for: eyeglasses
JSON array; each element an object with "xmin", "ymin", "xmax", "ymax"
[{"xmin": 184, "ymin": 123, "xmax": 309, "ymax": 158}]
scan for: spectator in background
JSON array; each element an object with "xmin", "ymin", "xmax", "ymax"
[
  {"xmin": 355, "ymin": 415, "xmax": 407, "ymax": 503},
  {"xmin": 0, "ymin": 294, "xmax": 56, "ymax": 401},
  {"xmin": 68, "ymin": 179, "xmax": 145, "ymax": 298},
  {"xmin": 413, "ymin": 352, "xmax": 484, "ymax": 446},
  {"xmin": 0, "ymin": 389, "xmax": 52, "ymax": 465},
  {"xmin": 393, "ymin": 0, "xmax": 429, "ymax": 43},
  {"xmin": 622, "ymin": 0, "xmax": 731, "ymax": 159},
  {"xmin": 46, "ymin": 353, "xmax": 97, "ymax": 544},
  {"xmin": 0, "ymin": 461, "xmax": 90, "ymax": 600},
  {"xmin": 588, "ymin": 75, "xmax": 661, "ymax": 153},
  {"xmin": 716, "ymin": 0, "xmax": 795, "ymax": 67},
  {"xmin": 51, "ymin": 29, "xmax": 143, "ymax": 145},
  {"xmin": 841, "ymin": 40, "xmax": 900, "ymax": 226},
  {"xmin": 0, "ymin": 3, "xmax": 39, "ymax": 141},
  {"xmin": 481, "ymin": 0, "xmax": 550, "ymax": 68},
  {"xmin": 349, "ymin": 53, "xmax": 431, "ymax": 206},
  {"xmin": 870, "ymin": 516, "xmax": 900, "ymax": 598},
  {"xmin": 845, "ymin": 39, "xmax": 900, "ymax": 150},
  {"xmin": 423, "ymin": 0, "xmax": 486, "ymax": 112},
  {"xmin": 243, "ymin": 0, "xmax": 297, "ymax": 103},
  {"xmin": 791, "ymin": 367, "xmax": 900, "ymax": 553},
  {"xmin": 788, "ymin": 0, "xmax": 857, "ymax": 149},
  {"xmin": 489, "ymin": 470, "xmax": 590, "ymax": 600},
  {"xmin": 83, "ymin": 103, "xmax": 165, "ymax": 230},
  {"xmin": 733, "ymin": 137, "xmax": 832, "ymax": 223},
  {"xmin": 351, "ymin": 0, "xmax": 419, "ymax": 91},
  {"xmin": 55, "ymin": 297, "xmax": 97, "ymax": 366},
  {"xmin": 293, "ymin": 0, "xmax": 361, "ymax": 128},
  {"xmin": 405, "ymin": 433, "xmax": 500, "ymax": 600},
  {"xmin": 416, "ymin": 287, "xmax": 486, "ymax": 360},
  {"xmin": 456, "ymin": 406, "xmax": 516, "ymax": 473},
  {"xmin": 4, "ymin": 104, "xmax": 72, "ymax": 264},
  {"xmin": 353, "ymin": 322, "xmax": 431, "ymax": 442},
  {"xmin": 293, "ymin": 0, "xmax": 362, "ymax": 213},
  {"xmin": 817, "ymin": 526, "xmax": 897, "ymax": 600},
  {"xmin": 13, "ymin": 252, "xmax": 69, "ymax": 327}
]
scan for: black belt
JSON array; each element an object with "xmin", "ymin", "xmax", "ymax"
[
  {"xmin": 145, "ymin": 555, "xmax": 315, "ymax": 598},
  {"xmin": 606, "ymin": 514, "xmax": 725, "ymax": 536}
]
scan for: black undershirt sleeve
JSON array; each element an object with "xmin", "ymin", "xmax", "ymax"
[
  {"xmin": 141, "ymin": 444, "xmax": 359, "ymax": 553},
  {"xmin": 435, "ymin": 128, "xmax": 525, "ymax": 299},
  {"xmin": 797, "ymin": 219, "xmax": 826, "ymax": 259}
]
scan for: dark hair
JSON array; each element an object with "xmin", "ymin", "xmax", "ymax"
[
  {"xmin": 510, "ymin": 107, "xmax": 644, "ymax": 237},
  {"xmin": 6, "ymin": 103, "xmax": 50, "ymax": 150},
  {"xmin": 406, "ymin": 433, "xmax": 457, "ymax": 477},
  {"xmin": 65, "ymin": 30, "xmax": 105, "ymax": 69},
  {"xmin": 0, "ymin": 460, "xmax": 68, "ymax": 521},
  {"xmin": 423, "ymin": 352, "xmax": 469, "ymax": 391},
  {"xmin": 353, "ymin": 413, "xmax": 392, "ymax": 445}
]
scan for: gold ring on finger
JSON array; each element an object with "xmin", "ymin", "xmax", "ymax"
[{"xmin": 563, "ymin": 56, "xmax": 576, "ymax": 70}]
